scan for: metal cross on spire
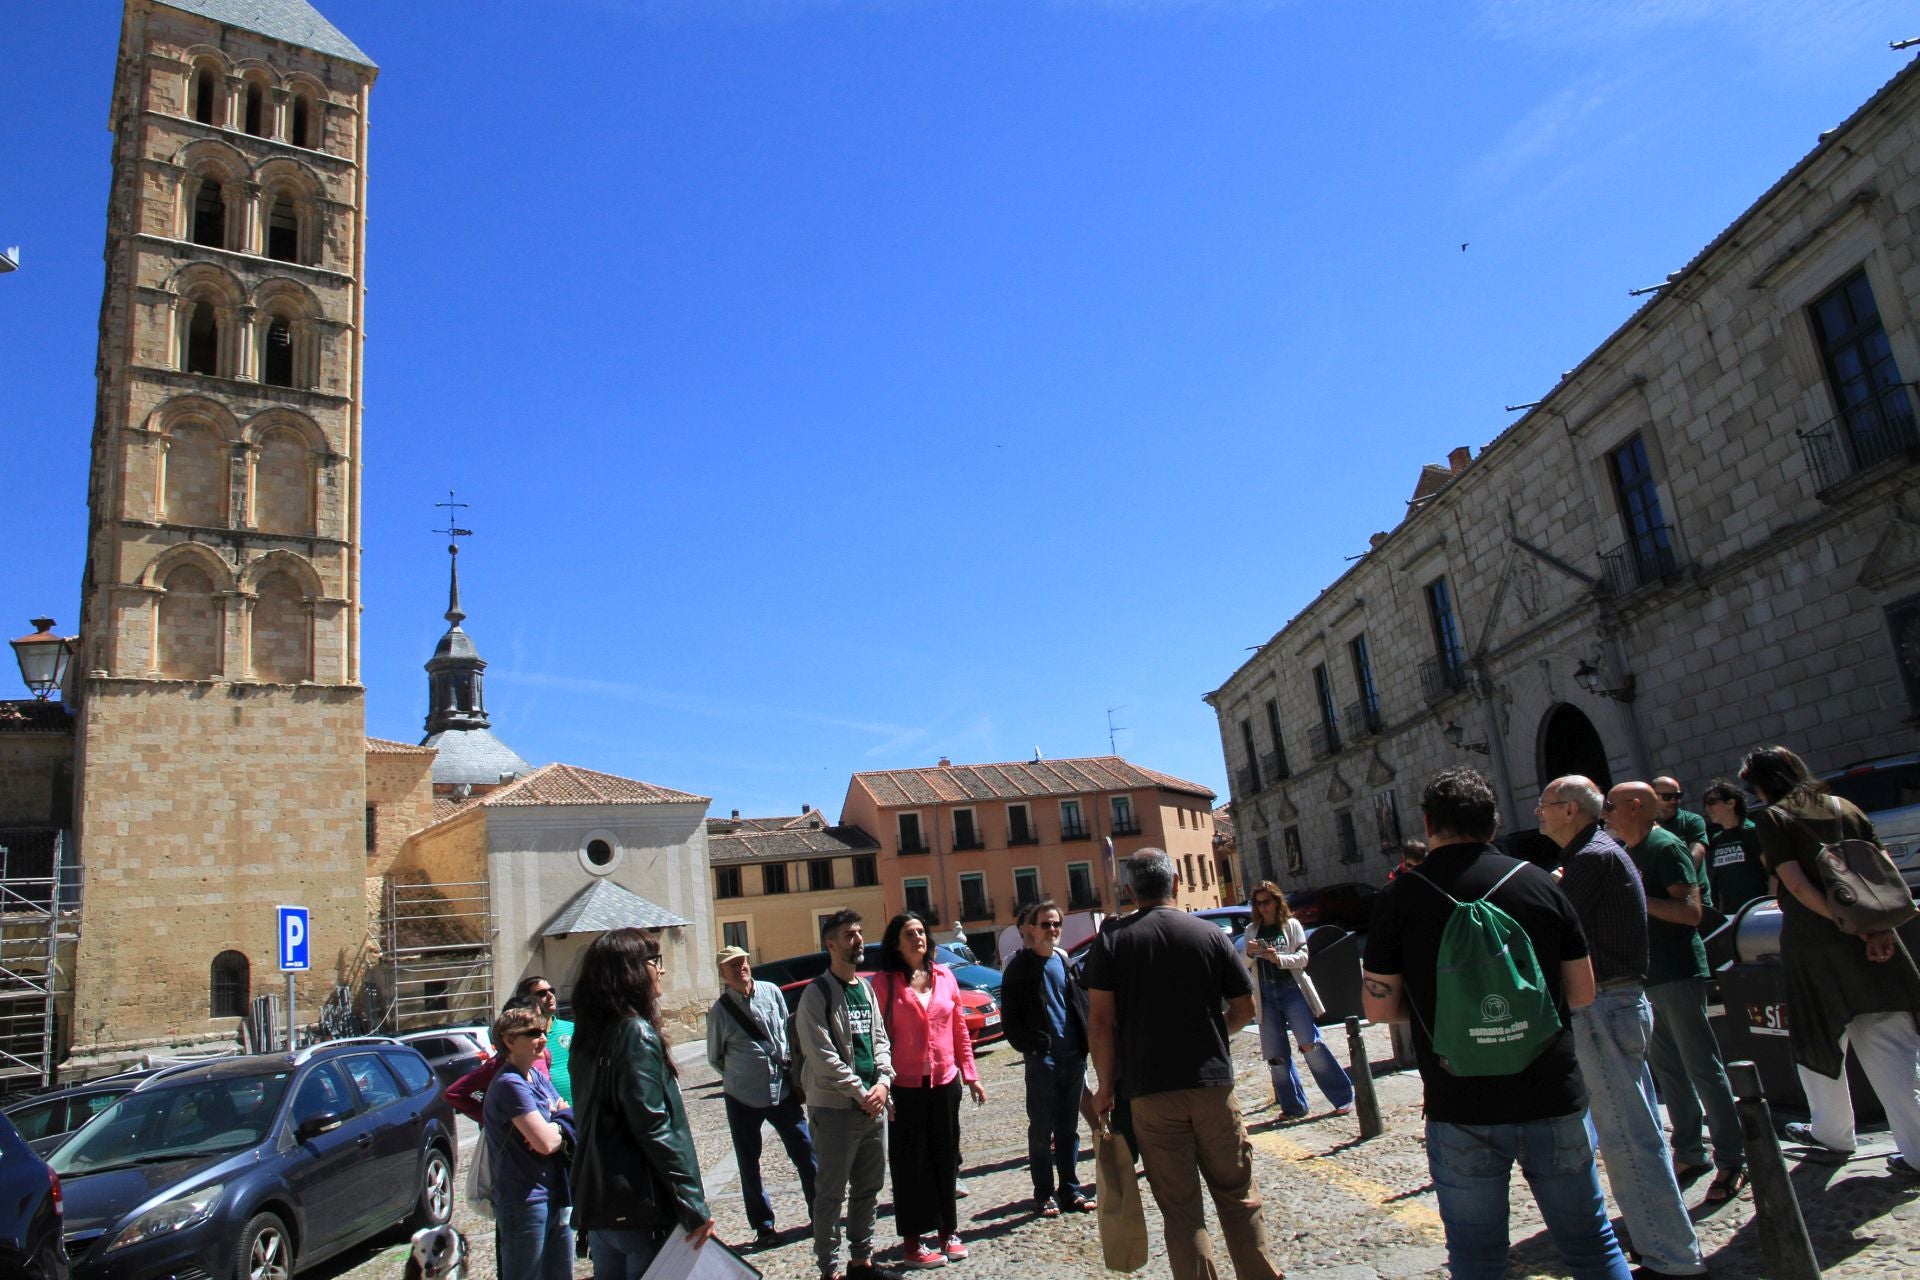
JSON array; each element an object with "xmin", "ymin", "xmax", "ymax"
[{"xmin": 433, "ymin": 491, "xmax": 473, "ymax": 626}]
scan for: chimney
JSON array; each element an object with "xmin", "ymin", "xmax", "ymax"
[
  {"xmin": 938, "ymin": 756, "xmax": 951, "ymax": 767},
  {"xmin": 1448, "ymin": 445, "xmax": 1473, "ymax": 472},
  {"xmin": 1369, "ymin": 531, "xmax": 1389, "ymax": 551},
  {"xmin": 730, "ymin": 808, "xmax": 739, "ymax": 819},
  {"xmin": 801, "ymin": 803, "xmax": 811, "ymax": 815}
]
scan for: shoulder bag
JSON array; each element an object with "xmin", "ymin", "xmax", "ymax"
[{"xmin": 1799, "ymin": 798, "xmax": 1918, "ymax": 936}]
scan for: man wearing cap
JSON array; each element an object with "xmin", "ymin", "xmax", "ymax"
[{"xmin": 707, "ymin": 945, "xmax": 819, "ymax": 1247}]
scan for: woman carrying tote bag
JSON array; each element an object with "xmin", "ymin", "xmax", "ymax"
[{"xmin": 570, "ymin": 928, "xmax": 716, "ymax": 1278}]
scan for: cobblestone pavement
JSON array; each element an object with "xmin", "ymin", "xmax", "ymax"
[{"xmin": 319, "ymin": 1022, "xmax": 1920, "ymax": 1280}]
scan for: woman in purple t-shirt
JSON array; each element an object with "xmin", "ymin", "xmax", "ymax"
[{"xmin": 484, "ymin": 1005, "xmax": 573, "ymax": 1280}]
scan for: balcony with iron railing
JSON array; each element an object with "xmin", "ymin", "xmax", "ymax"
[
  {"xmin": 1007, "ymin": 826, "xmax": 1040, "ymax": 846},
  {"xmin": 1067, "ymin": 886, "xmax": 1102, "ymax": 911},
  {"xmin": 1309, "ymin": 720, "xmax": 1341, "ymax": 760},
  {"xmin": 1420, "ymin": 652, "xmax": 1471, "ymax": 704},
  {"xmin": 952, "ymin": 832, "xmax": 986, "ymax": 851},
  {"xmin": 1237, "ymin": 767, "xmax": 1262, "ymax": 797},
  {"xmin": 1599, "ymin": 524, "xmax": 1684, "ymax": 597},
  {"xmin": 1799, "ymin": 380, "xmax": 1920, "ymax": 494},
  {"xmin": 1261, "ymin": 752, "xmax": 1290, "ymax": 785},
  {"xmin": 1344, "ymin": 696, "xmax": 1382, "ymax": 739},
  {"xmin": 1060, "ymin": 822, "xmax": 1092, "ymax": 841},
  {"xmin": 1111, "ymin": 817, "xmax": 1142, "ymax": 836},
  {"xmin": 899, "ymin": 836, "xmax": 930, "ymax": 855},
  {"xmin": 959, "ymin": 894, "xmax": 994, "ymax": 921}
]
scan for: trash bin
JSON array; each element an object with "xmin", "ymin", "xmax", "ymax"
[{"xmin": 1305, "ymin": 925, "xmax": 1363, "ymax": 1028}]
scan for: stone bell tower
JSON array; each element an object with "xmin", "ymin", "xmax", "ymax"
[{"xmin": 69, "ymin": 0, "xmax": 376, "ymax": 1057}]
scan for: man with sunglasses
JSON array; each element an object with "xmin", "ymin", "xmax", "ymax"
[
  {"xmin": 1001, "ymin": 899, "xmax": 1095, "ymax": 1217},
  {"xmin": 1652, "ymin": 776, "xmax": 1710, "ymax": 874}
]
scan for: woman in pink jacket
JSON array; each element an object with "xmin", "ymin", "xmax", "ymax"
[{"xmin": 873, "ymin": 912, "xmax": 988, "ymax": 1269}]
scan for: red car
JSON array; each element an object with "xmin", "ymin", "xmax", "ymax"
[{"xmin": 779, "ymin": 975, "xmax": 1003, "ymax": 1045}]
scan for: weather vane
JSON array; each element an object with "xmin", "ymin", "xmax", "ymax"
[{"xmin": 433, "ymin": 490, "xmax": 473, "ymax": 552}]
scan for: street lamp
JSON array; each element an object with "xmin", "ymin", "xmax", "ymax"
[
  {"xmin": 10, "ymin": 618, "xmax": 73, "ymax": 700},
  {"xmin": 1443, "ymin": 722, "xmax": 1490, "ymax": 756},
  {"xmin": 1574, "ymin": 657, "xmax": 1637, "ymax": 703}
]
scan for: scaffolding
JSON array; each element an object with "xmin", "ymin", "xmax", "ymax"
[
  {"xmin": 383, "ymin": 876, "xmax": 493, "ymax": 1032},
  {"xmin": 0, "ymin": 830, "xmax": 75, "ymax": 1090}
]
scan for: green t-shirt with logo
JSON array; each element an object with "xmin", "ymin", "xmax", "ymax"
[
  {"xmin": 545, "ymin": 1016, "xmax": 574, "ymax": 1104},
  {"xmin": 1632, "ymin": 826, "xmax": 1708, "ymax": 986},
  {"xmin": 840, "ymin": 978, "xmax": 878, "ymax": 1087}
]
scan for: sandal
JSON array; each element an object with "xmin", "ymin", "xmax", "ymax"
[
  {"xmin": 1671, "ymin": 1160, "xmax": 1710, "ymax": 1184},
  {"xmin": 1704, "ymin": 1167, "xmax": 1748, "ymax": 1206}
]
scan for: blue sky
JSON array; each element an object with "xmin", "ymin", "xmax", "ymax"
[{"xmin": 3, "ymin": 0, "xmax": 1912, "ymax": 818}]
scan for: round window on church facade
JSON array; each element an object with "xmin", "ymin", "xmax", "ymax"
[{"xmin": 579, "ymin": 831, "xmax": 623, "ymax": 876}]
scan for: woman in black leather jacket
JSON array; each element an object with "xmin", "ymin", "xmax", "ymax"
[{"xmin": 571, "ymin": 928, "xmax": 715, "ymax": 1278}]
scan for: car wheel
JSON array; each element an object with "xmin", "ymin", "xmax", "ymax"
[
  {"xmin": 233, "ymin": 1211, "xmax": 292, "ymax": 1280},
  {"xmin": 411, "ymin": 1145, "xmax": 454, "ymax": 1228}
]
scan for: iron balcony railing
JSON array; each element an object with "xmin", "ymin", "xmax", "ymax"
[
  {"xmin": 1111, "ymin": 818, "xmax": 1142, "ymax": 836},
  {"xmin": 1345, "ymin": 696, "xmax": 1382, "ymax": 738},
  {"xmin": 1599, "ymin": 523, "xmax": 1683, "ymax": 596},
  {"xmin": 1799, "ymin": 380, "xmax": 1920, "ymax": 493},
  {"xmin": 1261, "ymin": 752, "xmax": 1290, "ymax": 784},
  {"xmin": 1420, "ymin": 653, "xmax": 1470, "ymax": 704},
  {"xmin": 1309, "ymin": 721, "xmax": 1341, "ymax": 760},
  {"xmin": 1060, "ymin": 823, "xmax": 1092, "ymax": 841},
  {"xmin": 1007, "ymin": 827, "xmax": 1039, "ymax": 846},
  {"xmin": 959, "ymin": 895, "xmax": 994, "ymax": 921},
  {"xmin": 899, "ymin": 836, "xmax": 930, "ymax": 855},
  {"xmin": 952, "ymin": 832, "xmax": 985, "ymax": 851},
  {"xmin": 1068, "ymin": 888, "xmax": 1102, "ymax": 911}
]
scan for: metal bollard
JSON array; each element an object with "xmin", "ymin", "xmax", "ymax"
[
  {"xmin": 1344, "ymin": 1016, "xmax": 1383, "ymax": 1139},
  {"xmin": 1726, "ymin": 1060, "xmax": 1822, "ymax": 1280}
]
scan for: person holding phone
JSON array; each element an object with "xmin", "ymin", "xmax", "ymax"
[{"xmin": 1244, "ymin": 882, "xmax": 1352, "ymax": 1117}]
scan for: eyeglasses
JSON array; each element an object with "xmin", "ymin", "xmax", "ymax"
[
  {"xmin": 1602, "ymin": 800, "xmax": 1616, "ymax": 812},
  {"xmin": 645, "ymin": 957, "xmax": 666, "ymax": 972},
  {"xmin": 1654, "ymin": 791, "xmax": 1683, "ymax": 802},
  {"xmin": 1038, "ymin": 921, "xmax": 1063, "ymax": 930},
  {"xmin": 1534, "ymin": 795, "xmax": 1569, "ymax": 811},
  {"xmin": 1251, "ymin": 897, "xmax": 1274, "ymax": 906},
  {"xmin": 530, "ymin": 986, "xmax": 554, "ymax": 998}
]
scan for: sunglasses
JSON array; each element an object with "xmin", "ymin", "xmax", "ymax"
[
  {"xmin": 646, "ymin": 957, "xmax": 666, "ymax": 972},
  {"xmin": 1038, "ymin": 921, "xmax": 1063, "ymax": 930},
  {"xmin": 530, "ymin": 986, "xmax": 554, "ymax": 997},
  {"xmin": 1654, "ymin": 791, "xmax": 1683, "ymax": 802}
]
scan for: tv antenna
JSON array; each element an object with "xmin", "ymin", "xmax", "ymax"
[{"xmin": 1106, "ymin": 706, "xmax": 1129, "ymax": 755}]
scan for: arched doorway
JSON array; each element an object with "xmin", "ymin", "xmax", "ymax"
[{"xmin": 1539, "ymin": 703, "xmax": 1612, "ymax": 791}]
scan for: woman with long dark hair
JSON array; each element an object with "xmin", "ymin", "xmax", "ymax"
[
  {"xmin": 1243, "ymin": 880, "xmax": 1352, "ymax": 1117},
  {"xmin": 873, "ymin": 912, "xmax": 984, "ymax": 1268},
  {"xmin": 570, "ymin": 929, "xmax": 715, "ymax": 1278},
  {"xmin": 1741, "ymin": 745, "xmax": 1920, "ymax": 1173}
]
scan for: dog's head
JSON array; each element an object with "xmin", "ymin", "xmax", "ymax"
[{"xmin": 404, "ymin": 1225, "xmax": 468, "ymax": 1280}]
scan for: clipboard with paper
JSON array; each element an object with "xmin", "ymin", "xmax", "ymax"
[{"xmin": 639, "ymin": 1231, "xmax": 763, "ymax": 1280}]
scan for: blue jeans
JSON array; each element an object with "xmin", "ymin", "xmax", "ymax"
[
  {"xmin": 1571, "ymin": 986, "xmax": 1703, "ymax": 1275},
  {"xmin": 724, "ymin": 1090, "xmax": 819, "ymax": 1231},
  {"xmin": 495, "ymin": 1197, "xmax": 574, "ymax": 1280},
  {"xmin": 1258, "ymin": 977, "xmax": 1353, "ymax": 1115},
  {"xmin": 1646, "ymin": 977, "xmax": 1744, "ymax": 1173},
  {"xmin": 1024, "ymin": 1052, "xmax": 1088, "ymax": 1202},
  {"xmin": 1426, "ymin": 1114, "xmax": 1630, "ymax": 1280},
  {"xmin": 589, "ymin": 1228, "xmax": 662, "ymax": 1280}
]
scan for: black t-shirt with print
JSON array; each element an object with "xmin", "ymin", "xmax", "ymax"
[
  {"xmin": 1082, "ymin": 905, "xmax": 1251, "ymax": 1100},
  {"xmin": 1363, "ymin": 843, "xmax": 1590, "ymax": 1125}
]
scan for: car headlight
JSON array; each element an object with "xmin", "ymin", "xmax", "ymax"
[
  {"xmin": 106, "ymin": 1182, "xmax": 224, "ymax": 1252},
  {"xmin": 978, "ymin": 999, "xmax": 998, "ymax": 1014}
]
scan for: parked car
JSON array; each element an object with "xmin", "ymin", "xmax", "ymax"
[
  {"xmin": 778, "ymin": 976, "xmax": 1004, "ymax": 1045},
  {"xmin": 1824, "ymin": 752, "xmax": 1920, "ymax": 894},
  {"xmin": 1286, "ymin": 881, "xmax": 1382, "ymax": 933},
  {"xmin": 394, "ymin": 1027, "xmax": 491, "ymax": 1090},
  {"xmin": 52, "ymin": 1040, "xmax": 455, "ymax": 1280},
  {"xmin": 0, "ymin": 1108, "xmax": 68, "ymax": 1279},
  {"xmin": 4, "ymin": 1073, "xmax": 153, "ymax": 1158},
  {"xmin": 1193, "ymin": 905, "xmax": 1253, "ymax": 941}
]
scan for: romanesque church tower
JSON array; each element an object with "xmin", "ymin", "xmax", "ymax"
[{"xmin": 70, "ymin": 0, "xmax": 375, "ymax": 1055}]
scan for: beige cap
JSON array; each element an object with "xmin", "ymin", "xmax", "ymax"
[{"xmin": 716, "ymin": 945, "xmax": 750, "ymax": 967}]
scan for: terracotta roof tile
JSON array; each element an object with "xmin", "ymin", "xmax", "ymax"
[
  {"xmin": 480, "ymin": 763, "xmax": 709, "ymax": 808},
  {"xmin": 366, "ymin": 736, "xmax": 435, "ymax": 755},
  {"xmin": 852, "ymin": 756, "xmax": 1213, "ymax": 808},
  {"xmin": 708, "ymin": 820, "xmax": 880, "ymax": 866},
  {"xmin": 432, "ymin": 796, "xmax": 481, "ymax": 822},
  {"xmin": 0, "ymin": 701, "xmax": 74, "ymax": 734}
]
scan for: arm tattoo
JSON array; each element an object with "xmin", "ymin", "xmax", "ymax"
[{"xmin": 1363, "ymin": 976, "xmax": 1394, "ymax": 998}]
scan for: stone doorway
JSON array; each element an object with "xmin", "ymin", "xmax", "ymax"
[{"xmin": 1539, "ymin": 703, "xmax": 1612, "ymax": 792}]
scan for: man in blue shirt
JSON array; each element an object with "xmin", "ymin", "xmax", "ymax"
[
  {"xmin": 707, "ymin": 946, "xmax": 819, "ymax": 1248},
  {"xmin": 1001, "ymin": 900, "xmax": 1095, "ymax": 1216}
]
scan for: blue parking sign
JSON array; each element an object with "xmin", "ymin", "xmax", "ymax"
[{"xmin": 278, "ymin": 905, "xmax": 310, "ymax": 972}]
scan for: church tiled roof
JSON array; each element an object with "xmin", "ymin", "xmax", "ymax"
[
  {"xmin": 158, "ymin": 0, "xmax": 376, "ymax": 67},
  {"xmin": 423, "ymin": 727, "xmax": 534, "ymax": 786},
  {"xmin": 851, "ymin": 756, "xmax": 1213, "ymax": 808},
  {"xmin": 542, "ymin": 879, "xmax": 690, "ymax": 935},
  {"xmin": 707, "ymin": 817, "xmax": 879, "ymax": 866},
  {"xmin": 481, "ymin": 763, "xmax": 708, "ymax": 808},
  {"xmin": 366, "ymin": 736, "xmax": 434, "ymax": 755}
]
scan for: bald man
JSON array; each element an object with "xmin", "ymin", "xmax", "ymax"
[
  {"xmin": 1607, "ymin": 782, "xmax": 1746, "ymax": 1209},
  {"xmin": 1652, "ymin": 775, "xmax": 1709, "ymax": 872}
]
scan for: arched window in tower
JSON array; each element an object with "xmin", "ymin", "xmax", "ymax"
[
  {"xmin": 157, "ymin": 564, "xmax": 220, "ymax": 678},
  {"xmin": 254, "ymin": 429, "xmax": 311, "ymax": 535},
  {"xmin": 190, "ymin": 179, "xmax": 225, "ymax": 249},
  {"xmin": 243, "ymin": 81, "xmax": 266, "ymax": 137},
  {"xmin": 266, "ymin": 194, "xmax": 299, "ymax": 263},
  {"xmin": 250, "ymin": 572, "xmax": 309, "ymax": 682},
  {"xmin": 190, "ymin": 65, "xmax": 220, "ymax": 125},
  {"xmin": 184, "ymin": 300, "xmax": 220, "ymax": 375},
  {"xmin": 210, "ymin": 950, "xmax": 250, "ymax": 1018},
  {"xmin": 291, "ymin": 94, "xmax": 315, "ymax": 148},
  {"xmin": 162, "ymin": 421, "xmax": 226, "ymax": 526},
  {"xmin": 263, "ymin": 318, "xmax": 295, "ymax": 387}
]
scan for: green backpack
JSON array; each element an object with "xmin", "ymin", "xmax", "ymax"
[{"xmin": 1411, "ymin": 863, "xmax": 1562, "ymax": 1077}]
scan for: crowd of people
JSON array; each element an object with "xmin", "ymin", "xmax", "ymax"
[{"xmin": 448, "ymin": 742, "xmax": 1920, "ymax": 1280}]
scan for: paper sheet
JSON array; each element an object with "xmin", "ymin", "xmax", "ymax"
[{"xmin": 639, "ymin": 1230, "xmax": 762, "ymax": 1280}]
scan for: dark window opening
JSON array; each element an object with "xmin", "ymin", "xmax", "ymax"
[
  {"xmin": 1348, "ymin": 634, "xmax": 1381, "ymax": 733},
  {"xmin": 191, "ymin": 180, "xmax": 225, "ymax": 248},
  {"xmin": 1067, "ymin": 862, "xmax": 1097, "ymax": 910},
  {"xmin": 264, "ymin": 320, "xmax": 294, "ymax": 386},
  {"xmin": 364, "ymin": 805, "xmax": 377, "ymax": 854},
  {"xmin": 761, "ymin": 863, "xmax": 789, "ymax": 895},
  {"xmin": 959, "ymin": 874, "xmax": 989, "ymax": 919},
  {"xmin": 715, "ymin": 866, "xmax": 743, "ymax": 899},
  {"xmin": 1007, "ymin": 804, "xmax": 1035, "ymax": 845},
  {"xmin": 904, "ymin": 880, "xmax": 933, "ymax": 918},
  {"xmin": 1013, "ymin": 867, "xmax": 1041, "ymax": 911},
  {"xmin": 851, "ymin": 854, "xmax": 878, "ymax": 887},
  {"xmin": 1060, "ymin": 800, "xmax": 1088, "ymax": 840},
  {"xmin": 1256, "ymin": 836, "xmax": 1275, "ymax": 882},
  {"xmin": 292, "ymin": 95, "xmax": 313, "ymax": 147},
  {"xmin": 1312, "ymin": 664, "xmax": 1341, "ymax": 757},
  {"xmin": 210, "ymin": 950, "xmax": 249, "ymax": 1018},
  {"xmin": 192, "ymin": 67, "xmax": 218, "ymax": 124},
  {"xmin": 897, "ymin": 812, "xmax": 927, "ymax": 854},
  {"xmin": 807, "ymin": 858, "xmax": 834, "ymax": 892},
  {"xmin": 1336, "ymin": 810, "xmax": 1360, "ymax": 863},
  {"xmin": 585, "ymin": 839, "xmax": 614, "ymax": 867},
  {"xmin": 1606, "ymin": 435, "xmax": 1677, "ymax": 590},
  {"xmin": 1264, "ymin": 699, "xmax": 1291, "ymax": 781},
  {"xmin": 185, "ymin": 302, "xmax": 218, "ymax": 374},
  {"xmin": 267, "ymin": 196, "xmax": 299, "ymax": 262},
  {"xmin": 1810, "ymin": 269, "xmax": 1914, "ymax": 478},
  {"xmin": 1110, "ymin": 794, "xmax": 1139, "ymax": 836},
  {"xmin": 722, "ymin": 921, "xmax": 748, "ymax": 950},
  {"xmin": 953, "ymin": 809, "xmax": 981, "ymax": 850},
  {"xmin": 244, "ymin": 82, "xmax": 266, "ymax": 136},
  {"xmin": 1239, "ymin": 718, "xmax": 1262, "ymax": 793}
]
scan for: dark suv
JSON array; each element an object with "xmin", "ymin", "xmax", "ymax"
[
  {"xmin": 52, "ymin": 1041, "xmax": 454, "ymax": 1279},
  {"xmin": 0, "ymin": 1108, "xmax": 68, "ymax": 1279}
]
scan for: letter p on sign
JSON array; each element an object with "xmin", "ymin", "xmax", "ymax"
[{"xmin": 278, "ymin": 905, "xmax": 310, "ymax": 972}]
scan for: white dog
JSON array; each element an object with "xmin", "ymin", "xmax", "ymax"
[{"xmin": 403, "ymin": 1225, "xmax": 469, "ymax": 1280}]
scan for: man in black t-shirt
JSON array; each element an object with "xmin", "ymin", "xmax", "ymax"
[
  {"xmin": 1362, "ymin": 768, "xmax": 1628, "ymax": 1280},
  {"xmin": 1086, "ymin": 850, "xmax": 1281, "ymax": 1280}
]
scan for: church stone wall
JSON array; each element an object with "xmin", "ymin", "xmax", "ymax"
[{"xmin": 365, "ymin": 748, "xmax": 435, "ymax": 878}]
